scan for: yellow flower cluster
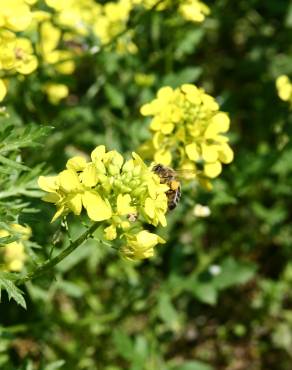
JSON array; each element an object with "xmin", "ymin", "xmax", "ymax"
[
  {"xmin": 276, "ymin": 75, "xmax": 292, "ymax": 105},
  {"xmin": 135, "ymin": 0, "xmax": 210, "ymax": 22},
  {"xmin": 140, "ymin": 84, "xmax": 234, "ymax": 187},
  {"xmin": 0, "ymin": 0, "xmax": 210, "ymax": 104},
  {"xmin": 0, "ymin": 224, "xmax": 31, "ymax": 272},
  {"xmin": 0, "ymin": 1, "xmax": 38, "ymax": 86},
  {"xmin": 44, "ymin": 0, "xmax": 137, "ymax": 54},
  {"xmin": 38, "ymin": 146, "xmax": 169, "ymax": 260}
]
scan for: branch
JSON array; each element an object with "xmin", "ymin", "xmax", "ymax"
[{"xmin": 15, "ymin": 222, "xmax": 99, "ymax": 286}]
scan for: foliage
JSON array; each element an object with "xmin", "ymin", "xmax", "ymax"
[{"xmin": 1, "ymin": 0, "xmax": 292, "ymax": 369}]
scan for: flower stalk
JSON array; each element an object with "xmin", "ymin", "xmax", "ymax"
[{"xmin": 15, "ymin": 222, "xmax": 99, "ymax": 286}]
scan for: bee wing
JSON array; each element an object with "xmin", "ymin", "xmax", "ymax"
[{"xmin": 174, "ymin": 169, "xmax": 199, "ymax": 179}]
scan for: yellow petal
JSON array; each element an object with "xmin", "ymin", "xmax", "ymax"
[
  {"xmin": 7, "ymin": 260, "xmax": 24, "ymax": 272},
  {"xmin": 201, "ymin": 143, "xmax": 219, "ymax": 162},
  {"xmin": 210, "ymin": 112, "xmax": 230, "ymax": 133},
  {"xmin": 150, "ymin": 117, "xmax": 163, "ymax": 131},
  {"xmin": 122, "ymin": 159, "xmax": 134, "ymax": 172},
  {"xmin": 157, "ymin": 212, "xmax": 167, "ymax": 227},
  {"xmin": 136, "ymin": 230, "xmax": 165, "ymax": 248},
  {"xmin": 218, "ymin": 143, "xmax": 234, "ymax": 164},
  {"xmin": 38, "ymin": 176, "xmax": 58, "ymax": 192},
  {"xmin": 16, "ymin": 55, "xmax": 38, "ymax": 75},
  {"xmin": 278, "ymin": 84, "xmax": 292, "ymax": 101},
  {"xmin": 82, "ymin": 191, "xmax": 112, "ymax": 221},
  {"xmin": 103, "ymin": 150, "xmax": 124, "ymax": 170},
  {"xmin": 185, "ymin": 143, "xmax": 200, "ymax": 161},
  {"xmin": 276, "ymin": 75, "xmax": 290, "ymax": 89},
  {"xmin": 67, "ymin": 194, "xmax": 82, "ymax": 215},
  {"xmin": 66, "ymin": 156, "xmax": 87, "ymax": 171},
  {"xmin": 42, "ymin": 193, "xmax": 60, "ymax": 203},
  {"xmin": 80, "ymin": 163, "xmax": 99, "ymax": 187},
  {"xmin": 201, "ymin": 94, "xmax": 219, "ymax": 110},
  {"xmin": 204, "ymin": 161, "xmax": 222, "ymax": 178},
  {"xmin": 181, "ymin": 84, "xmax": 198, "ymax": 95},
  {"xmin": 157, "ymin": 86, "xmax": 173, "ymax": 100},
  {"xmin": 144, "ymin": 197, "xmax": 155, "ymax": 219},
  {"xmin": 91, "ymin": 145, "xmax": 106, "ymax": 162},
  {"xmin": 58, "ymin": 170, "xmax": 81, "ymax": 192},
  {"xmin": 153, "ymin": 132, "xmax": 164, "ymax": 149},
  {"xmin": 161, "ymin": 123, "xmax": 174, "ymax": 134},
  {"xmin": 204, "ymin": 123, "xmax": 220, "ymax": 138},
  {"xmin": 45, "ymin": 83, "xmax": 68, "ymax": 104},
  {"xmin": 140, "ymin": 103, "xmax": 153, "ymax": 116},
  {"xmin": 154, "ymin": 149, "xmax": 172, "ymax": 166},
  {"xmin": 117, "ymin": 194, "xmax": 135, "ymax": 215}
]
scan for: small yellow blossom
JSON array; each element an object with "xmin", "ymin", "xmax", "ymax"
[
  {"xmin": 276, "ymin": 75, "xmax": 292, "ymax": 104},
  {"xmin": 121, "ymin": 230, "xmax": 166, "ymax": 260},
  {"xmin": 179, "ymin": 0, "xmax": 210, "ymax": 23},
  {"xmin": 0, "ymin": 32, "xmax": 37, "ymax": 74},
  {"xmin": 0, "ymin": 224, "xmax": 31, "ymax": 272},
  {"xmin": 44, "ymin": 83, "xmax": 69, "ymax": 105},
  {"xmin": 13, "ymin": 38, "xmax": 38, "ymax": 74}
]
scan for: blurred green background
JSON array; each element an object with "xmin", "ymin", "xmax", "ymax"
[{"xmin": 1, "ymin": 0, "xmax": 292, "ymax": 369}]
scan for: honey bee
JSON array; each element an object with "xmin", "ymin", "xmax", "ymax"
[{"xmin": 152, "ymin": 164, "xmax": 182, "ymax": 211}]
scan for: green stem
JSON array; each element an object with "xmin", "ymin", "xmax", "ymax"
[{"xmin": 15, "ymin": 222, "xmax": 99, "ymax": 286}]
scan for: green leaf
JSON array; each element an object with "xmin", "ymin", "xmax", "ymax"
[
  {"xmin": 0, "ymin": 278, "xmax": 26, "ymax": 309},
  {"xmin": 213, "ymin": 257, "xmax": 256, "ymax": 290},
  {"xmin": 0, "ymin": 154, "xmax": 29, "ymax": 171},
  {"xmin": 162, "ymin": 67, "xmax": 202, "ymax": 88},
  {"xmin": 157, "ymin": 293, "xmax": 180, "ymax": 329},
  {"xmin": 174, "ymin": 29, "xmax": 205, "ymax": 59},
  {"xmin": 44, "ymin": 360, "xmax": 66, "ymax": 370},
  {"xmin": 105, "ymin": 84, "xmax": 125, "ymax": 108},
  {"xmin": 190, "ymin": 280, "xmax": 218, "ymax": 306},
  {"xmin": 112, "ymin": 329, "xmax": 133, "ymax": 361}
]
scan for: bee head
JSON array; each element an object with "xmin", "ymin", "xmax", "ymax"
[{"xmin": 152, "ymin": 164, "xmax": 164, "ymax": 172}]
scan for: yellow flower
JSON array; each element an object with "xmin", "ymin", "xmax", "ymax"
[
  {"xmin": 0, "ymin": 0, "xmax": 33, "ymax": 32},
  {"xmin": 139, "ymin": 83, "xmax": 234, "ymax": 186},
  {"xmin": 0, "ymin": 36, "xmax": 38, "ymax": 74},
  {"xmin": 0, "ymin": 224, "xmax": 31, "ymax": 272},
  {"xmin": 121, "ymin": 230, "xmax": 165, "ymax": 260},
  {"xmin": 39, "ymin": 146, "xmax": 170, "ymax": 260},
  {"xmin": 179, "ymin": 0, "xmax": 210, "ymax": 23},
  {"xmin": 44, "ymin": 83, "xmax": 69, "ymax": 105},
  {"xmin": 276, "ymin": 75, "xmax": 292, "ymax": 103},
  {"xmin": 38, "ymin": 167, "xmax": 112, "ymax": 223},
  {"xmin": 14, "ymin": 37, "xmax": 37, "ymax": 74},
  {"xmin": 104, "ymin": 225, "xmax": 117, "ymax": 241}
]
